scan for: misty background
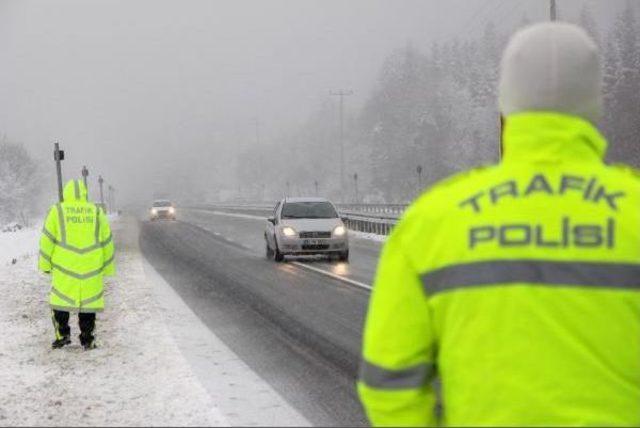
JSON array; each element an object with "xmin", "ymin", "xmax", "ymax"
[{"xmin": 0, "ymin": 0, "xmax": 638, "ymax": 222}]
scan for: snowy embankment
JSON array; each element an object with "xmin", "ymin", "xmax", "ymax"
[{"xmin": 0, "ymin": 218, "xmax": 228, "ymax": 426}]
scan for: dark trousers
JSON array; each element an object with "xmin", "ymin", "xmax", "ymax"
[{"xmin": 52, "ymin": 310, "xmax": 96, "ymax": 345}]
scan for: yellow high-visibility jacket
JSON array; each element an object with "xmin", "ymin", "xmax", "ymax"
[
  {"xmin": 39, "ymin": 179, "xmax": 115, "ymax": 313},
  {"xmin": 359, "ymin": 112, "xmax": 640, "ymax": 426}
]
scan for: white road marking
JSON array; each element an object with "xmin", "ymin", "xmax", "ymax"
[{"xmin": 291, "ymin": 261, "xmax": 372, "ymax": 291}]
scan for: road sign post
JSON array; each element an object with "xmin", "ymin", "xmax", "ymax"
[
  {"xmin": 53, "ymin": 143, "xmax": 65, "ymax": 202},
  {"xmin": 353, "ymin": 173, "xmax": 359, "ymax": 203},
  {"xmin": 81, "ymin": 166, "xmax": 89, "ymax": 198},
  {"xmin": 98, "ymin": 175, "xmax": 105, "ymax": 209}
]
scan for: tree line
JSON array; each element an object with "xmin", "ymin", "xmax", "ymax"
[{"xmin": 236, "ymin": 3, "xmax": 640, "ymax": 204}]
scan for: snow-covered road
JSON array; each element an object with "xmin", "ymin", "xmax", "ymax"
[{"xmin": 0, "ymin": 216, "xmax": 306, "ymax": 426}]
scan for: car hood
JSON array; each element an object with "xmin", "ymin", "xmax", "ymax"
[{"xmin": 281, "ymin": 218, "xmax": 342, "ymax": 232}]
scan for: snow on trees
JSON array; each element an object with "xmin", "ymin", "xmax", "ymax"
[{"xmin": 0, "ymin": 139, "xmax": 41, "ymax": 225}]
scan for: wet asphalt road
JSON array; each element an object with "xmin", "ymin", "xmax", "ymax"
[{"xmin": 139, "ymin": 210, "xmax": 383, "ymax": 426}]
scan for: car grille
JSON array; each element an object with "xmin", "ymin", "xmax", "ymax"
[
  {"xmin": 302, "ymin": 244, "xmax": 330, "ymax": 251},
  {"xmin": 299, "ymin": 231, "xmax": 331, "ymax": 239}
]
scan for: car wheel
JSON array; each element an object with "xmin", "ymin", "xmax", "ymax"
[
  {"xmin": 339, "ymin": 250, "xmax": 349, "ymax": 262},
  {"xmin": 266, "ymin": 240, "xmax": 274, "ymax": 259}
]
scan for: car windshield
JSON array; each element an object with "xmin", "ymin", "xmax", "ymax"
[
  {"xmin": 281, "ymin": 202, "xmax": 338, "ymax": 219},
  {"xmin": 153, "ymin": 201, "xmax": 172, "ymax": 207}
]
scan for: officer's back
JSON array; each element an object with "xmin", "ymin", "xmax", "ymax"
[{"xmin": 359, "ymin": 23, "xmax": 640, "ymax": 426}]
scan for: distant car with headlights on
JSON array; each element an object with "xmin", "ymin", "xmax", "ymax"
[
  {"xmin": 265, "ymin": 197, "xmax": 348, "ymax": 262},
  {"xmin": 150, "ymin": 199, "xmax": 176, "ymax": 221}
]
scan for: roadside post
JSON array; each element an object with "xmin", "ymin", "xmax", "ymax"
[
  {"xmin": 53, "ymin": 143, "xmax": 65, "ymax": 202},
  {"xmin": 353, "ymin": 173, "xmax": 359, "ymax": 203},
  {"xmin": 81, "ymin": 166, "xmax": 89, "ymax": 198},
  {"xmin": 98, "ymin": 175, "xmax": 105, "ymax": 210}
]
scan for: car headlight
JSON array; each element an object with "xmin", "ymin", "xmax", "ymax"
[
  {"xmin": 333, "ymin": 225, "xmax": 347, "ymax": 237},
  {"xmin": 168, "ymin": 207, "xmax": 175, "ymax": 214},
  {"xmin": 282, "ymin": 226, "xmax": 297, "ymax": 237},
  {"xmin": 151, "ymin": 208, "xmax": 158, "ymax": 215}
]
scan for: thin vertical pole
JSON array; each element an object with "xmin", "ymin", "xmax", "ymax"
[{"xmin": 54, "ymin": 143, "xmax": 64, "ymax": 202}]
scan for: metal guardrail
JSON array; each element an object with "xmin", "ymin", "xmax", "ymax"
[
  {"xmin": 336, "ymin": 203, "xmax": 408, "ymax": 216},
  {"xmin": 195, "ymin": 202, "xmax": 405, "ymax": 236}
]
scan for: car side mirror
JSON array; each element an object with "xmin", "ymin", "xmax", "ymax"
[
  {"xmin": 341, "ymin": 217, "xmax": 349, "ymax": 222},
  {"xmin": 267, "ymin": 217, "xmax": 276, "ymax": 225}
]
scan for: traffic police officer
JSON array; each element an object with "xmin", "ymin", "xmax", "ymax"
[
  {"xmin": 359, "ymin": 23, "xmax": 640, "ymax": 426},
  {"xmin": 39, "ymin": 179, "xmax": 115, "ymax": 350}
]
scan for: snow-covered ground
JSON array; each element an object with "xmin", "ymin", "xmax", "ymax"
[{"xmin": 0, "ymin": 216, "xmax": 307, "ymax": 426}]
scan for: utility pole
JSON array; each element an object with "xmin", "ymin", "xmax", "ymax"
[
  {"xmin": 81, "ymin": 166, "xmax": 89, "ymax": 198},
  {"xmin": 416, "ymin": 165, "xmax": 423, "ymax": 193},
  {"xmin": 53, "ymin": 142, "xmax": 65, "ymax": 202},
  {"xmin": 550, "ymin": 0, "xmax": 557, "ymax": 21},
  {"xmin": 108, "ymin": 185, "xmax": 114, "ymax": 214},
  {"xmin": 111, "ymin": 186, "xmax": 116, "ymax": 213},
  {"xmin": 330, "ymin": 90, "xmax": 353, "ymax": 203},
  {"xmin": 314, "ymin": 180, "xmax": 319, "ymax": 196},
  {"xmin": 353, "ymin": 173, "xmax": 359, "ymax": 203},
  {"xmin": 98, "ymin": 175, "xmax": 105, "ymax": 210}
]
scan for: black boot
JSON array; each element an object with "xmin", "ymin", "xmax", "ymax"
[
  {"xmin": 52, "ymin": 335, "xmax": 71, "ymax": 349},
  {"xmin": 79, "ymin": 334, "xmax": 97, "ymax": 350},
  {"xmin": 82, "ymin": 338, "xmax": 97, "ymax": 350}
]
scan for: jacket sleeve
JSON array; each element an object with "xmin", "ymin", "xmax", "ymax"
[
  {"xmin": 39, "ymin": 206, "xmax": 58, "ymax": 273},
  {"xmin": 358, "ymin": 227, "xmax": 437, "ymax": 427},
  {"xmin": 99, "ymin": 209, "xmax": 115, "ymax": 277}
]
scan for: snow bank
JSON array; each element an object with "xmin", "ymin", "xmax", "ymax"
[
  {"xmin": 0, "ymin": 217, "xmax": 227, "ymax": 426},
  {"xmin": 349, "ymin": 230, "xmax": 387, "ymax": 243}
]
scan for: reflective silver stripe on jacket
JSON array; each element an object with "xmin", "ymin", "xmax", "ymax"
[
  {"xmin": 359, "ymin": 360, "xmax": 434, "ymax": 390},
  {"xmin": 40, "ymin": 250, "xmax": 52, "ymax": 262},
  {"xmin": 42, "ymin": 227, "xmax": 57, "ymax": 244},
  {"xmin": 55, "ymin": 203, "xmax": 66, "ymax": 244},
  {"xmin": 50, "ymin": 304, "xmax": 103, "ymax": 313},
  {"xmin": 41, "ymin": 230, "xmax": 112, "ymax": 254},
  {"xmin": 94, "ymin": 205, "xmax": 101, "ymax": 244},
  {"xmin": 421, "ymin": 260, "xmax": 640, "ymax": 296},
  {"xmin": 74, "ymin": 179, "xmax": 81, "ymax": 200},
  {"xmin": 81, "ymin": 291, "xmax": 104, "ymax": 306},
  {"xmin": 50, "ymin": 255, "xmax": 115, "ymax": 280},
  {"xmin": 50, "ymin": 287, "xmax": 75, "ymax": 305}
]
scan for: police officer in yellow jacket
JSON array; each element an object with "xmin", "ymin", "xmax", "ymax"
[
  {"xmin": 359, "ymin": 23, "xmax": 640, "ymax": 426},
  {"xmin": 39, "ymin": 179, "xmax": 115, "ymax": 350}
]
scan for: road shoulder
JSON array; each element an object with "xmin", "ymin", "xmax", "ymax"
[{"xmin": 0, "ymin": 216, "xmax": 226, "ymax": 426}]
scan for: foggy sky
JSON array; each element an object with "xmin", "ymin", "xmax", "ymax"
[{"xmin": 0, "ymin": 0, "xmax": 621, "ymax": 205}]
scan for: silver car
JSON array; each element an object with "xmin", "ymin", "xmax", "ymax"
[
  {"xmin": 150, "ymin": 199, "xmax": 176, "ymax": 221},
  {"xmin": 265, "ymin": 197, "xmax": 349, "ymax": 262}
]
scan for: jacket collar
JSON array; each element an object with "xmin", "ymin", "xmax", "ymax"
[{"xmin": 502, "ymin": 112, "xmax": 607, "ymax": 164}]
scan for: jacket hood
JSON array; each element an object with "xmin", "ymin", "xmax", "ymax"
[
  {"xmin": 498, "ymin": 22, "xmax": 602, "ymax": 124},
  {"xmin": 63, "ymin": 179, "xmax": 88, "ymax": 203}
]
